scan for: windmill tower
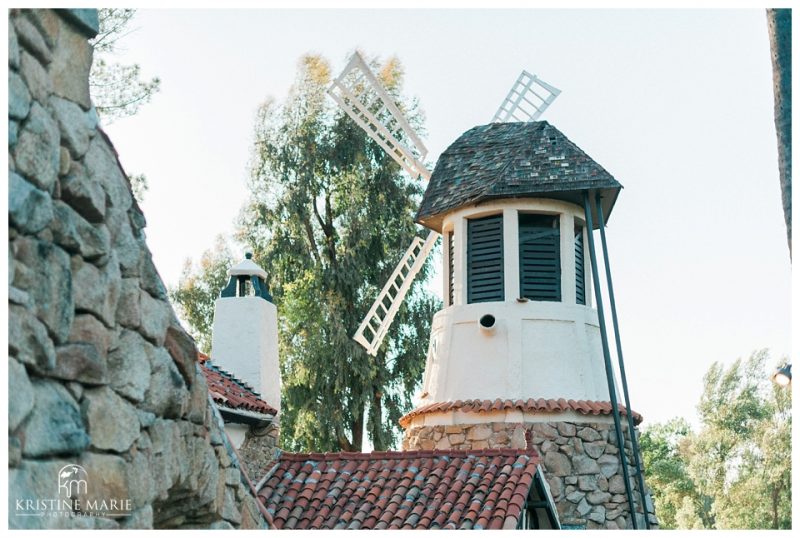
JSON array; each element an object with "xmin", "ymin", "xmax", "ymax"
[{"xmin": 327, "ymin": 53, "xmax": 656, "ymax": 530}]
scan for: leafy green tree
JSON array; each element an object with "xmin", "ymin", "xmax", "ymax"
[
  {"xmin": 173, "ymin": 54, "xmax": 440, "ymax": 452},
  {"xmin": 639, "ymin": 418, "xmax": 704, "ymax": 529},
  {"xmin": 710, "ymin": 357, "xmax": 792, "ymax": 529},
  {"xmin": 90, "ymin": 8, "xmax": 161, "ymax": 124},
  {"xmin": 239, "ymin": 54, "xmax": 439, "ymax": 452},
  {"xmin": 674, "ymin": 496, "xmax": 705, "ymax": 530},
  {"xmin": 641, "ymin": 350, "xmax": 792, "ymax": 530},
  {"xmin": 170, "ymin": 236, "xmax": 235, "ymax": 354}
]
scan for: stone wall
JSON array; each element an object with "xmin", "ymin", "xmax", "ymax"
[
  {"xmin": 238, "ymin": 422, "xmax": 281, "ymax": 483},
  {"xmin": 404, "ymin": 420, "xmax": 658, "ymax": 530},
  {"xmin": 8, "ymin": 8, "xmax": 268, "ymax": 529}
]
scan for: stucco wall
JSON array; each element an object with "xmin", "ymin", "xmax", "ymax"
[
  {"xmin": 211, "ymin": 296, "xmax": 280, "ymax": 411},
  {"xmin": 421, "ymin": 198, "xmax": 611, "ymax": 407},
  {"xmin": 421, "ymin": 301, "xmax": 612, "ymax": 404},
  {"xmin": 8, "ymin": 8, "xmax": 268, "ymax": 529}
]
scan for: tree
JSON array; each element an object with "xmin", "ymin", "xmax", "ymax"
[
  {"xmin": 709, "ymin": 356, "xmax": 792, "ymax": 529},
  {"xmin": 90, "ymin": 9, "xmax": 161, "ymax": 124},
  {"xmin": 640, "ymin": 350, "xmax": 792, "ymax": 529},
  {"xmin": 90, "ymin": 9, "xmax": 159, "ymax": 204},
  {"xmin": 170, "ymin": 236, "xmax": 235, "ymax": 354},
  {"xmin": 173, "ymin": 53, "xmax": 440, "ymax": 452},
  {"xmin": 639, "ymin": 418, "xmax": 704, "ymax": 529},
  {"xmin": 240, "ymin": 53, "xmax": 439, "ymax": 453}
]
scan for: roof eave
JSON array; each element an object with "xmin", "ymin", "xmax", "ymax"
[
  {"xmin": 219, "ymin": 406, "xmax": 275, "ymax": 426},
  {"xmin": 416, "ymin": 185, "xmax": 623, "ymax": 233}
]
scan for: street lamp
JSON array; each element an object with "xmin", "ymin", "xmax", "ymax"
[{"xmin": 772, "ymin": 364, "xmax": 792, "ymax": 387}]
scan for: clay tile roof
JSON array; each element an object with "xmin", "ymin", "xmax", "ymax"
[
  {"xmin": 198, "ymin": 353, "xmax": 277, "ymax": 416},
  {"xmin": 257, "ymin": 448, "xmax": 541, "ymax": 530},
  {"xmin": 399, "ymin": 398, "xmax": 643, "ymax": 428},
  {"xmin": 416, "ymin": 121, "xmax": 622, "ymax": 232}
]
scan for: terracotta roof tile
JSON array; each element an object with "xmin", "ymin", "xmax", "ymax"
[
  {"xmin": 257, "ymin": 448, "xmax": 540, "ymax": 530},
  {"xmin": 199, "ymin": 356, "xmax": 277, "ymax": 416},
  {"xmin": 399, "ymin": 397, "xmax": 643, "ymax": 427}
]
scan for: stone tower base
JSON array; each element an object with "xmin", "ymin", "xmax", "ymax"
[{"xmin": 403, "ymin": 420, "xmax": 658, "ymax": 530}]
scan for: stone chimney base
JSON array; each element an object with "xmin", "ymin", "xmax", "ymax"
[{"xmin": 238, "ymin": 423, "xmax": 281, "ymax": 483}]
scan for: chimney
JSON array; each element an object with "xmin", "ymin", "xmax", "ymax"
[{"xmin": 210, "ymin": 253, "xmax": 280, "ymax": 415}]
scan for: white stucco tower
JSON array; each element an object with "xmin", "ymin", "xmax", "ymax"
[
  {"xmin": 397, "ymin": 120, "xmax": 649, "ymax": 436},
  {"xmin": 400, "ymin": 121, "xmax": 627, "ymax": 429},
  {"xmin": 210, "ymin": 253, "xmax": 281, "ymax": 415}
]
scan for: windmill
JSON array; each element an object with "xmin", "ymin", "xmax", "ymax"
[
  {"xmin": 327, "ymin": 52, "xmax": 561, "ymax": 356},
  {"xmin": 328, "ymin": 52, "xmax": 653, "ymax": 529}
]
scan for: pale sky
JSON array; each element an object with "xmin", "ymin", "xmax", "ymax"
[{"xmin": 104, "ymin": 9, "xmax": 791, "ymax": 429}]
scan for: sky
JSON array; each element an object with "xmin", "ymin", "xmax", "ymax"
[{"xmin": 103, "ymin": 8, "xmax": 791, "ymax": 429}]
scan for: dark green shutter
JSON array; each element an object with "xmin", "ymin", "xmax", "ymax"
[
  {"xmin": 575, "ymin": 225, "xmax": 586, "ymax": 305},
  {"xmin": 467, "ymin": 215, "xmax": 504, "ymax": 303},
  {"xmin": 447, "ymin": 231, "xmax": 455, "ymax": 305},
  {"xmin": 519, "ymin": 214, "xmax": 560, "ymax": 301}
]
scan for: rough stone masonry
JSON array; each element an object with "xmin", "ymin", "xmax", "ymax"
[
  {"xmin": 404, "ymin": 421, "xmax": 659, "ymax": 530},
  {"xmin": 8, "ymin": 8, "xmax": 269, "ymax": 529}
]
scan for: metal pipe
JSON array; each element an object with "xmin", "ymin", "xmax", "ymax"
[
  {"xmin": 582, "ymin": 190, "xmax": 638, "ymax": 529},
  {"xmin": 596, "ymin": 196, "xmax": 650, "ymax": 529}
]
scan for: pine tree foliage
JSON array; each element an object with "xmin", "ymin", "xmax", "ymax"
[{"xmin": 90, "ymin": 9, "xmax": 161, "ymax": 124}]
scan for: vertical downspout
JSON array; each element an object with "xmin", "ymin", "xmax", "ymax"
[
  {"xmin": 596, "ymin": 196, "xmax": 650, "ymax": 529},
  {"xmin": 582, "ymin": 190, "xmax": 638, "ymax": 529}
]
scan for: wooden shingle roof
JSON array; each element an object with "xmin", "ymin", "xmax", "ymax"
[{"xmin": 416, "ymin": 121, "xmax": 622, "ymax": 231}]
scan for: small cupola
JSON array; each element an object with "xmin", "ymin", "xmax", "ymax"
[
  {"xmin": 210, "ymin": 253, "xmax": 281, "ymax": 416},
  {"xmin": 220, "ymin": 252, "xmax": 273, "ymax": 302}
]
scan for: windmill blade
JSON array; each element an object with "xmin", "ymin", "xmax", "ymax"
[
  {"xmin": 493, "ymin": 70, "xmax": 561, "ymax": 123},
  {"xmin": 353, "ymin": 230, "xmax": 440, "ymax": 356},
  {"xmin": 329, "ymin": 52, "xmax": 431, "ymax": 180}
]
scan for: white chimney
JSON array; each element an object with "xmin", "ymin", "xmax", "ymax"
[{"xmin": 210, "ymin": 253, "xmax": 280, "ymax": 415}]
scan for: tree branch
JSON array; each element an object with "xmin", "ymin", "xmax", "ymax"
[{"xmin": 300, "ymin": 215, "xmax": 320, "ymax": 264}]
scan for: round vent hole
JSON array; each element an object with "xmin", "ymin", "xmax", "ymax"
[{"xmin": 479, "ymin": 314, "xmax": 496, "ymax": 329}]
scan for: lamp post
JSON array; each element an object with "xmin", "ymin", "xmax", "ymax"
[{"xmin": 771, "ymin": 364, "xmax": 792, "ymax": 387}]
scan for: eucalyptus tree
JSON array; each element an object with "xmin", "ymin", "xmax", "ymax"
[
  {"xmin": 170, "ymin": 235, "xmax": 235, "ymax": 355},
  {"xmin": 175, "ymin": 54, "xmax": 439, "ymax": 452}
]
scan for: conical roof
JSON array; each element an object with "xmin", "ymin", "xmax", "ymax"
[
  {"xmin": 228, "ymin": 254, "xmax": 267, "ymax": 280},
  {"xmin": 416, "ymin": 122, "xmax": 623, "ymax": 231}
]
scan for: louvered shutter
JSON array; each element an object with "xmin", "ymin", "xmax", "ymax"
[
  {"xmin": 467, "ymin": 215, "xmax": 504, "ymax": 303},
  {"xmin": 447, "ymin": 231, "xmax": 455, "ymax": 306},
  {"xmin": 574, "ymin": 226, "xmax": 586, "ymax": 305},
  {"xmin": 519, "ymin": 214, "xmax": 560, "ymax": 301}
]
